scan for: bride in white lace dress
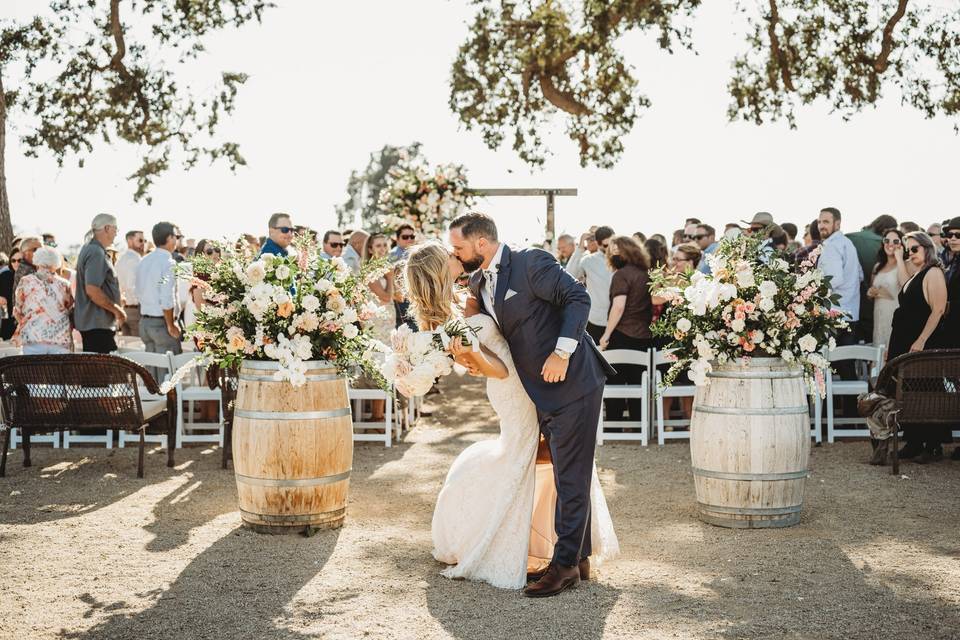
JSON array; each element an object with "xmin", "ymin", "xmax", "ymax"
[{"xmin": 404, "ymin": 243, "xmax": 619, "ymax": 590}]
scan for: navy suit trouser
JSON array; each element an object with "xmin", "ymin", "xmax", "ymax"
[{"xmin": 538, "ymin": 385, "xmax": 603, "ymax": 567}]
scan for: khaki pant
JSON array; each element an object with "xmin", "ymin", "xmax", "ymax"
[{"xmin": 121, "ymin": 305, "xmax": 141, "ymax": 337}]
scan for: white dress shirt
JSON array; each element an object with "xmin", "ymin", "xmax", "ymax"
[
  {"xmin": 135, "ymin": 248, "xmax": 179, "ymax": 318},
  {"xmin": 481, "ymin": 244, "xmax": 578, "ymax": 354},
  {"xmin": 564, "ymin": 246, "xmax": 612, "ymax": 327},
  {"xmin": 818, "ymin": 232, "xmax": 864, "ymax": 321},
  {"xmin": 342, "ymin": 245, "xmax": 362, "ymax": 274},
  {"xmin": 115, "ymin": 249, "xmax": 141, "ymax": 306}
]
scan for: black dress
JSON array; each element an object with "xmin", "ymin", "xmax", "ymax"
[
  {"xmin": 888, "ymin": 265, "xmax": 952, "ymax": 446},
  {"xmin": 930, "ymin": 255, "xmax": 959, "ymax": 349},
  {"xmin": 0, "ymin": 267, "xmax": 15, "ymax": 340}
]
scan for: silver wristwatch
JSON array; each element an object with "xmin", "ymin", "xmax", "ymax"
[{"xmin": 553, "ymin": 349, "xmax": 572, "ymax": 361}]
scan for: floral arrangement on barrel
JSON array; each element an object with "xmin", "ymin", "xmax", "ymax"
[
  {"xmin": 379, "ymin": 319, "xmax": 478, "ymax": 398},
  {"xmin": 185, "ymin": 235, "xmax": 390, "ymax": 387},
  {"xmin": 650, "ymin": 233, "xmax": 847, "ymax": 395},
  {"xmin": 377, "ymin": 152, "xmax": 473, "ymax": 236}
]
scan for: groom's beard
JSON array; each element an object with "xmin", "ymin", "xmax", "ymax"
[{"xmin": 459, "ymin": 256, "xmax": 483, "ymax": 273}]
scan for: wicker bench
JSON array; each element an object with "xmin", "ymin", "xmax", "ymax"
[
  {"xmin": 0, "ymin": 354, "xmax": 177, "ymax": 478},
  {"xmin": 875, "ymin": 349, "xmax": 960, "ymax": 474}
]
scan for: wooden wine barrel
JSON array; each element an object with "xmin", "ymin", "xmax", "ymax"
[
  {"xmin": 232, "ymin": 360, "xmax": 352, "ymax": 533},
  {"xmin": 689, "ymin": 358, "xmax": 810, "ymax": 529}
]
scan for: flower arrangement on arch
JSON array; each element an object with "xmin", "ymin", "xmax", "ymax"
[
  {"xmin": 377, "ymin": 153, "xmax": 474, "ymax": 236},
  {"xmin": 650, "ymin": 233, "xmax": 847, "ymax": 396},
  {"xmin": 186, "ymin": 235, "xmax": 390, "ymax": 387}
]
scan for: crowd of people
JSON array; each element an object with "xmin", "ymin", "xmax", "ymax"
[{"xmin": 1, "ymin": 207, "xmax": 956, "ymax": 460}]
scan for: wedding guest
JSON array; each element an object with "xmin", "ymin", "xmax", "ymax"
[
  {"xmin": 927, "ymin": 222, "xmax": 944, "ymax": 253},
  {"xmin": 136, "ymin": 222, "xmax": 183, "ymax": 360},
  {"xmin": 782, "ymin": 222, "xmax": 801, "ymax": 256},
  {"xmin": 0, "ymin": 249, "xmax": 20, "ymax": 340},
  {"xmin": 670, "ymin": 229, "xmax": 684, "ymax": 250},
  {"xmin": 795, "ymin": 219, "xmax": 821, "ymax": 263},
  {"xmin": 321, "ymin": 229, "xmax": 345, "ymax": 260},
  {"xmin": 260, "ymin": 212, "xmax": 294, "ymax": 258},
  {"xmin": 695, "ymin": 224, "xmax": 718, "ymax": 274},
  {"xmin": 866, "ymin": 229, "xmax": 909, "ymax": 356},
  {"xmin": 363, "ymin": 233, "xmax": 396, "ymax": 421},
  {"xmin": 12, "ymin": 235, "xmax": 41, "ymax": 294},
  {"xmin": 645, "ymin": 238, "xmax": 669, "ymax": 324},
  {"xmin": 556, "ymin": 234, "xmax": 575, "ymax": 267},
  {"xmin": 12, "ymin": 246, "xmax": 74, "ymax": 354},
  {"xmin": 586, "ymin": 226, "xmax": 600, "ymax": 254},
  {"xmin": 932, "ymin": 216, "xmax": 960, "ymax": 350},
  {"xmin": 742, "ymin": 211, "xmax": 774, "ymax": 236},
  {"xmin": 389, "ymin": 224, "xmax": 418, "ymax": 330},
  {"xmin": 598, "ymin": 236, "xmax": 653, "ymax": 423},
  {"xmin": 565, "ymin": 225, "xmax": 614, "ymax": 343},
  {"xmin": 186, "ymin": 239, "xmax": 221, "ymax": 330},
  {"xmin": 632, "ymin": 231, "xmax": 647, "ymax": 244},
  {"xmin": 243, "ymin": 233, "xmax": 260, "ymax": 255},
  {"xmin": 818, "ymin": 207, "xmax": 862, "ymax": 342},
  {"xmin": 75, "ymin": 214, "xmax": 125, "ymax": 354},
  {"xmin": 649, "ymin": 233, "xmax": 668, "ymax": 247},
  {"xmin": 900, "ymin": 221, "xmax": 920, "ymax": 234},
  {"xmin": 342, "ymin": 230, "xmax": 368, "ymax": 274},
  {"xmin": 42, "ymin": 232, "xmax": 56, "ymax": 247},
  {"xmin": 116, "ymin": 229, "xmax": 146, "ymax": 337},
  {"xmin": 670, "ymin": 242, "xmax": 701, "ymax": 273},
  {"xmin": 847, "ymin": 214, "xmax": 897, "ymax": 343},
  {"xmin": 888, "ymin": 232, "xmax": 948, "ymax": 463}
]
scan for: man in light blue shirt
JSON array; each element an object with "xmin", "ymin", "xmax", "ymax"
[
  {"xmin": 136, "ymin": 221, "xmax": 183, "ymax": 364},
  {"xmin": 817, "ymin": 207, "xmax": 863, "ymax": 326},
  {"xmin": 695, "ymin": 224, "xmax": 718, "ymax": 274}
]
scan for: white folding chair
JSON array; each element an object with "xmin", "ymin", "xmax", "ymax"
[
  {"xmin": 826, "ymin": 344, "xmax": 884, "ymax": 443},
  {"xmin": 653, "ymin": 349, "xmax": 697, "ymax": 445},
  {"xmin": 597, "ymin": 349, "xmax": 651, "ymax": 446},
  {"xmin": 349, "ymin": 386, "xmax": 396, "ymax": 447},
  {"xmin": 114, "ymin": 336, "xmax": 145, "ymax": 353},
  {"xmin": 112, "ymin": 350, "xmax": 173, "ymax": 449},
  {"xmin": 168, "ymin": 352, "xmax": 223, "ymax": 448}
]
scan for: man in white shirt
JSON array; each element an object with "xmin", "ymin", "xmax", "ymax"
[
  {"xmin": 564, "ymin": 225, "xmax": 614, "ymax": 343},
  {"xmin": 116, "ymin": 229, "xmax": 145, "ymax": 337},
  {"xmin": 135, "ymin": 222, "xmax": 183, "ymax": 364}
]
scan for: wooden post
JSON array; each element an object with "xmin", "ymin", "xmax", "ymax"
[{"xmin": 468, "ymin": 188, "xmax": 577, "ymax": 243}]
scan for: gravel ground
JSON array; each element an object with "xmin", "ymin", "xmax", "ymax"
[{"xmin": 1, "ymin": 373, "xmax": 959, "ymax": 640}]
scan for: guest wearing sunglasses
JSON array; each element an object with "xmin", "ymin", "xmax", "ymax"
[
  {"xmin": 694, "ymin": 224, "xmax": 718, "ymax": 274},
  {"xmin": 317, "ymin": 229, "xmax": 343, "ymax": 260},
  {"xmin": 888, "ymin": 231, "xmax": 949, "ymax": 463},
  {"xmin": 390, "ymin": 224, "xmax": 419, "ymax": 330},
  {"xmin": 259, "ymin": 212, "xmax": 295, "ymax": 258},
  {"xmin": 135, "ymin": 222, "xmax": 184, "ymax": 365},
  {"xmin": 866, "ymin": 229, "xmax": 909, "ymax": 358}
]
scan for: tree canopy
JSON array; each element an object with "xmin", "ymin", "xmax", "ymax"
[
  {"xmin": 450, "ymin": 0, "xmax": 960, "ymax": 169},
  {"xmin": 336, "ymin": 142, "xmax": 424, "ymax": 232},
  {"xmin": 0, "ymin": 0, "xmax": 272, "ymax": 249}
]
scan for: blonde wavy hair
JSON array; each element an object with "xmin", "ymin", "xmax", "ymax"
[{"xmin": 404, "ymin": 242, "xmax": 456, "ymax": 330}]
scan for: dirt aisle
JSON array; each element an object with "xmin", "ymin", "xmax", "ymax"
[{"xmin": 1, "ymin": 373, "xmax": 959, "ymax": 639}]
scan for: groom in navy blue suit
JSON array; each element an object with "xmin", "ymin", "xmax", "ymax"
[{"xmin": 450, "ymin": 213, "xmax": 615, "ymax": 598}]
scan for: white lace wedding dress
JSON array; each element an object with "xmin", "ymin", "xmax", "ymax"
[{"xmin": 431, "ymin": 313, "xmax": 619, "ymax": 589}]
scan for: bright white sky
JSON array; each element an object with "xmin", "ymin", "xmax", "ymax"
[{"xmin": 5, "ymin": 1, "xmax": 958, "ymax": 251}]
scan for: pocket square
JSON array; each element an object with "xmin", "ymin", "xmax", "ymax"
[{"xmin": 505, "ymin": 289, "xmax": 518, "ymax": 300}]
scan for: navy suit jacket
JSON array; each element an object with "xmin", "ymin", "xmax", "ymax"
[{"xmin": 469, "ymin": 245, "xmax": 615, "ymax": 413}]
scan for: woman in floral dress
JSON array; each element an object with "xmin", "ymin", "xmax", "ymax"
[{"xmin": 13, "ymin": 246, "xmax": 74, "ymax": 354}]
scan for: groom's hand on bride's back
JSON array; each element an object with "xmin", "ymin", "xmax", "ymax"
[{"xmin": 541, "ymin": 352, "xmax": 569, "ymax": 383}]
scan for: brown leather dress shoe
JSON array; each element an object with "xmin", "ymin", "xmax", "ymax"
[
  {"xmin": 527, "ymin": 558, "xmax": 590, "ymax": 583},
  {"xmin": 522, "ymin": 563, "xmax": 580, "ymax": 598}
]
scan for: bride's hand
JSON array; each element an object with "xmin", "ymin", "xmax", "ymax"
[{"xmin": 448, "ymin": 336, "xmax": 470, "ymax": 358}]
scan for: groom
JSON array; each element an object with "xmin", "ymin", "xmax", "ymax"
[{"xmin": 449, "ymin": 213, "xmax": 615, "ymax": 597}]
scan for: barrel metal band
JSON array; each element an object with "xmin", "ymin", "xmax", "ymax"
[
  {"xmin": 234, "ymin": 407, "xmax": 352, "ymax": 420},
  {"xmin": 239, "ymin": 373, "xmax": 341, "ymax": 382},
  {"xmin": 235, "ymin": 469, "xmax": 351, "ymax": 487},
  {"xmin": 694, "ymin": 405, "xmax": 809, "ymax": 416},
  {"xmin": 693, "ymin": 467, "xmax": 809, "ymax": 481},
  {"xmin": 240, "ymin": 507, "xmax": 346, "ymax": 524},
  {"xmin": 706, "ymin": 370, "xmax": 802, "ymax": 380},
  {"xmin": 697, "ymin": 502, "xmax": 802, "ymax": 516},
  {"xmin": 241, "ymin": 360, "xmax": 335, "ymax": 371}
]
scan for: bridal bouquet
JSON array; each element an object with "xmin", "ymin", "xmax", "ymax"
[
  {"xmin": 380, "ymin": 319, "xmax": 479, "ymax": 397},
  {"xmin": 186, "ymin": 235, "xmax": 390, "ymax": 387},
  {"xmin": 377, "ymin": 154, "xmax": 473, "ymax": 236},
  {"xmin": 651, "ymin": 233, "xmax": 847, "ymax": 396}
]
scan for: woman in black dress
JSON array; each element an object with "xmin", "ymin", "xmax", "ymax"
[
  {"xmin": 0, "ymin": 249, "xmax": 21, "ymax": 340},
  {"xmin": 888, "ymin": 232, "xmax": 949, "ymax": 463}
]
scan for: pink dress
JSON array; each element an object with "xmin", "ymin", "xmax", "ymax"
[{"xmin": 13, "ymin": 272, "xmax": 74, "ymax": 350}]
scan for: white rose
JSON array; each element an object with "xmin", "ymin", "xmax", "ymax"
[
  {"xmin": 774, "ymin": 258, "xmax": 790, "ymax": 272},
  {"xmin": 735, "ymin": 267, "xmax": 755, "ymax": 289},
  {"xmin": 301, "ymin": 295, "xmax": 321, "ymax": 312},
  {"xmin": 781, "ymin": 350, "xmax": 796, "ymax": 363},
  {"xmin": 727, "ymin": 332, "xmax": 740, "ymax": 345},
  {"xmin": 798, "ymin": 334, "xmax": 818, "ymax": 353},
  {"xmin": 759, "ymin": 280, "xmax": 778, "ymax": 299},
  {"xmin": 342, "ymin": 323, "xmax": 360, "ymax": 339},
  {"xmin": 759, "ymin": 297, "xmax": 775, "ymax": 312},
  {"xmin": 340, "ymin": 307, "xmax": 359, "ymax": 324},
  {"xmin": 274, "ymin": 264, "xmax": 291, "ymax": 280},
  {"xmin": 751, "ymin": 330, "xmax": 764, "ymax": 344},
  {"xmin": 730, "ymin": 318, "xmax": 745, "ymax": 333},
  {"xmin": 676, "ymin": 318, "xmax": 692, "ymax": 333},
  {"xmin": 688, "ymin": 359, "xmax": 713, "ymax": 386},
  {"xmin": 245, "ymin": 261, "xmax": 266, "ymax": 284},
  {"xmin": 314, "ymin": 279, "xmax": 333, "ymax": 293},
  {"xmin": 273, "ymin": 290, "xmax": 291, "ymax": 305}
]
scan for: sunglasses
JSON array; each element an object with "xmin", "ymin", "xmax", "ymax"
[
  {"xmin": 273, "ymin": 226, "xmax": 294, "ymax": 234},
  {"xmin": 328, "ymin": 242, "xmax": 346, "ymax": 249},
  {"xmin": 399, "ymin": 234, "xmax": 416, "ymax": 240},
  {"xmin": 600, "ymin": 241, "xmax": 611, "ymax": 249},
  {"xmin": 11, "ymin": 259, "xmax": 20, "ymax": 265},
  {"xmin": 204, "ymin": 248, "xmax": 220, "ymax": 256},
  {"xmin": 945, "ymin": 231, "xmax": 960, "ymax": 240},
  {"xmin": 882, "ymin": 238, "xmax": 902, "ymax": 245},
  {"xmin": 175, "ymin": 234, "xmax": 184, "ymax": 240},
  {"xmin": 905, "ymin": 245, "xmax": 922, "ymax": 255}
]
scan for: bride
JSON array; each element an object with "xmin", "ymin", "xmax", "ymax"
[{"xmin": 403, "ymin": 242, "xmax": 619, "ymax": 590}]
